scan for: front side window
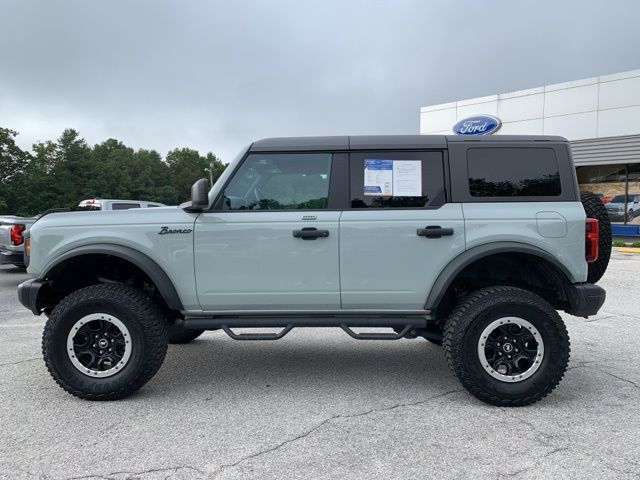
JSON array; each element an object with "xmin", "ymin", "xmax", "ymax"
[
  {"xmin": 468, "ymin": 148, "xmax": 561, "ymax": 197},
  {"xmin": 223, "ymin": 153, "xmax": 332, "ymax": 210}
]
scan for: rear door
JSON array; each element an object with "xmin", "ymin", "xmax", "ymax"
[
  {"xmin": 339, "ymin": 150, "xmax": 465, "ymax": 310},
  {"xmin": 194, "ymin": 151, "xmax": 341, "ymax": 311}
]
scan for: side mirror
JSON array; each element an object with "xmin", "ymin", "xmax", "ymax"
[{"xmin": 188, "ymin": 178, "xmax": 209, "ymax": 211}]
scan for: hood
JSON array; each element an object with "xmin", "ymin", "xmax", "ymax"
[{"xmin": 31, "ymin": 205, "xmax": 194, "ymax": 229}]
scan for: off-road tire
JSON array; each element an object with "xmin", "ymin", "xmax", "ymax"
[
  {"xmin": 168, "ymin": 324, "xmax": 205, "ymax": 344},
  {"xmin": 42, "ymin": 284, "xmax": 168, "ymax": 400},
  {"xmin": 443, "ymin": 286, "xmax": 570, "ymax": 407},
  {"xmin": 581, "ymin": 191, "xmax": 611, "ymax": 283}
]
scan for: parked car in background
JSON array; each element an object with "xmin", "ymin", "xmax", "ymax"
[
  {"xmin": 1, "ymin": 200, "xmax": 165, "ymax": 268},
  {"xmin": 77, "ymin": 199, "xmax": 165, "ymax": 211},
  {"xmin": 605, "ymin": 193, "xmax": 640, "ymax": 221},
  {"xmin": 0, "ymin": 215, "xmax": 36, "ymax": 267}
]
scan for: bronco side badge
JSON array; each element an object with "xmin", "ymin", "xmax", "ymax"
[{"xmin": 158, "ymin": 226, "xmax": 193, "ymax": 235}]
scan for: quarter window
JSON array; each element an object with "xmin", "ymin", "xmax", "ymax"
[
  {"xmin": 223, "ymin": 153, "xmax": 332, "ymax": 210},
  {"xmin": 467, "ymin": 148, "xmax": 561, "ymax": 197}
]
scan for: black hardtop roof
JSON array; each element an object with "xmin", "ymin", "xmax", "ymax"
[{"xmin": 249, "ymin": 135, "xmax": 568, "ymax": 152}]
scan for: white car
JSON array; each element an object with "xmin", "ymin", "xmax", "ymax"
[
  {"xmin": 77, "ymin": 199, "xmax": 165, "ymax": 211},
  {"xmin": 605, "ymin": 194, "xmax": 640, "ymax": 221}
]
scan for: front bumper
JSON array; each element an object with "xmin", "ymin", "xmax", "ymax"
[
  {"xmin": 565, "ymin": 283, "xmax": 606, "ymax": 318},
  {"xmin": 605, "ymin": 210, "xmax": 626, "ymax": 222},
  {"xmin": 18, "ymin": 278, "xmax": 47, "ymax": 315}
]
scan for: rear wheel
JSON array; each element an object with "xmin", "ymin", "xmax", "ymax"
[
  {"xmin": 580, "ymin": 191, "xmax": 611, "ymax": 283},
  {"xmin": 443, "ymin": 286, "xmax": 570, "ymax": 406},
  {"xmin": 42, "ymin": 284, "xmax": 168, "ymax": 400}
]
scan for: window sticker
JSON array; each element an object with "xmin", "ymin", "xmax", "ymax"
[
  {"xmin": 364, "ymin": 159, "xmax": 393, "ymax": 196},
  {"xmin": 364, "ymin": 159, "xmax": 422, "ymax": 197},
  {"xmin": 392, "ymin": 160, "xmax": 422, "ymax": 197}
]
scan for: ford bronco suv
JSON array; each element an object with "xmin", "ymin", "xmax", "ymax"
[{"xmin": 18, "ymin": 135, "xmax": 611, "ymax": 406}]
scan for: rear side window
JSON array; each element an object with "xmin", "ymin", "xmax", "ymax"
[
  {"xmin": 349, "ymin": 151, "xmax": 445, "ymax": 208},
  {"xmin": 111, "ymin": 203, "xmax": 142, "ymax": 210},
  {"xmin": 467, "ymin": 148, "xmax": 561, "ymax": 197}
]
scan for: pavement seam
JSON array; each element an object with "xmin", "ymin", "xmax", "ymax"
[{"xmin": 210, "ymin": 388, "xmax": 463, "ymax": 478}]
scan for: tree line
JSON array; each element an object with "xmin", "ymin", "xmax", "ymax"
[{"xmin": 0, "ymin": 127, "xmax": 226, "ymax": 217}]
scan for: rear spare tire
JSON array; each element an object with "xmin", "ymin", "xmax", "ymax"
[{"xmin": 580, "ymin": 191, "xmax": 611, "ymax": 283}]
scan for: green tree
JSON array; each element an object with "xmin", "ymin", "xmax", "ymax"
[
  {"xmin": 166, "ymin": 148, "xmax": 225, "ymax": 202},
  {"xmin": 0, "ymin": 127, "xmax": 225, "ymax": 215},
  {"xmin": 0, "ymin": 128, "xmax": 31, "ymax": 214}
]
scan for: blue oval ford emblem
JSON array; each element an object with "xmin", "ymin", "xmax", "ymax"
[{"xmin": 453, "ymin": 115, "xmax": 502, "ymax": 135}]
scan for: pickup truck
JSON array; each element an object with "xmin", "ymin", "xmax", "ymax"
[
  {"xmin": 77, "ymin": 199, "xmax": 166, "ymax": 211},
  {"xmin": 1, "ymin": 200, "xmax": 165, "ymax": 267},
  {"xmin": 0, "ymin": 215, "xmax": 36, "ymax": 267}
]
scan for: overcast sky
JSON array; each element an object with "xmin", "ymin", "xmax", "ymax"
[{"xmin": 1, "ymin": 0, "xmax": 640, "ymax": 162}]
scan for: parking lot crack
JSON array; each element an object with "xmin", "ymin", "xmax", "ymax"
[
  {"xmin": 211, "ymin": 389, "xmax": 462, "ymax": 477},
  {"xmin": 499, "ymin": 446, "xmax": 569, "ymax": 478},
  {"xmin": 66, "ymin": 465, "xmax": 206, "ymax": 480},
  {"xmin": 0, "ymin": 357, "xmax": 39, "ymax": 367},
  {"xmin": 596, "ymin": 369, "xmax": 640, "ymax": 389}
]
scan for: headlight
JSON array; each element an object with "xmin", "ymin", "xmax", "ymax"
[{"xmin": 24, "ymin": 238, "xmax": 31, "ymax": 256}]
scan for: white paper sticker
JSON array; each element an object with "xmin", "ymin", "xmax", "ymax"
[
  {"xmin": 392, "ymin": 160, "xmax": 422, "ymax": 197},
  {"xmin": 364, "ymin": 159, "xmax": 393, "ymax": 196}
]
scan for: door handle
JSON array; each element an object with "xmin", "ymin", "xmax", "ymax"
[
  {"xmin": 293, "ymin": 227, "xmax": 330, "ymax": 240},
  {"xmin": 417, "ymin": 226, "xmax": 454, "ymax": 239}
]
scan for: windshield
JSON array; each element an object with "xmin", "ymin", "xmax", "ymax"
[{"xmin": 207, "ymin": 144, "xmax": 250, "ymax": 205}]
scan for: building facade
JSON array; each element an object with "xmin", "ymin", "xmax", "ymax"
[{"xmin": 420, "ymin": 69, "xmax": 640, "ymax": 233}]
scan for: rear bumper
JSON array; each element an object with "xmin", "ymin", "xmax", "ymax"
[
  {"xmin": 0, "ymin": 247, "xmax": 24, "ymax": 266},
  {"xmin": 18, "ymin": 278, "xmax": 47, "ymax": 315},
  {"xmin": 565, "ymin": 283, "xmax": 606, "ymax": 317}
]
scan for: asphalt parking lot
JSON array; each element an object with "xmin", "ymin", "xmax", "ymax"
[{"xmin": 1, "ymin": 254, "xmax": 639, "ymax": 480}]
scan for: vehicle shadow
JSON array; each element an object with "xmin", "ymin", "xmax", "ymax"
[{"xmin": 154, "ymin": 331, "xmax": 456, "ymax": 399}]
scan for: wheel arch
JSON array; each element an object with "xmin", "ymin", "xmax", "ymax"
[
  {"xmin": 42, "ymin": 243, "xmax": 183, "ymax": 311},
  {"xmin": 425, "ymin": 242, "xmax": 575, "ymax": 318}
]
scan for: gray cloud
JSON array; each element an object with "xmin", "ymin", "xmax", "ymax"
[{"xmin": 1, "ymin": 0, "xmax": 639, "ymax": 162}]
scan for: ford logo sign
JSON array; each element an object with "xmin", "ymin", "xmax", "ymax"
[{"xmin": 453, "ymin": 115, "xmax": 502, "ymax": 135}]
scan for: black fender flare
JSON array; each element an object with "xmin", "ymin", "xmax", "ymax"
[
  {"xmin": 42, "ymin": 243, "xmax": 184, "ymax": 311},
  {"xmin": 425, "ymin": 242, "xmax": 575, "ymax": 312}
]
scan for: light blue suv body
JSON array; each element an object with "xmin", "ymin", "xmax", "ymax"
[{"xmin": 18, "ymin": 135, "xmax": 608, "ymax": 405}]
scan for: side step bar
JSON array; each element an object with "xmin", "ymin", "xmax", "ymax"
[{"xmin": 182, "ymin": 316, "xmax": 437, "ymax": 341}]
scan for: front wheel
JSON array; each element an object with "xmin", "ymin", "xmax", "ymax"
[
  {"xmin": 443, "ymin": 286, "xmax": 570, "ymax": 407},
  {"xmin": 42, "ymin": 284, "xmax": 168, "ymax": 400}
]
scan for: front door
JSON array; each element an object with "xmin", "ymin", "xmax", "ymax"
[
  {"xmin": 339, "ymin": 150, "xmax": 466, "ymax": 310},
  {"xmin": 194, "ymin": 152, "xmax": 341, "ymax": 311}
]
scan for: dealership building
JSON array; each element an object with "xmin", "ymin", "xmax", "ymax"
[{"xmin": 420, "ymin": 68, "xmax": 640, "ymax": 235}]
